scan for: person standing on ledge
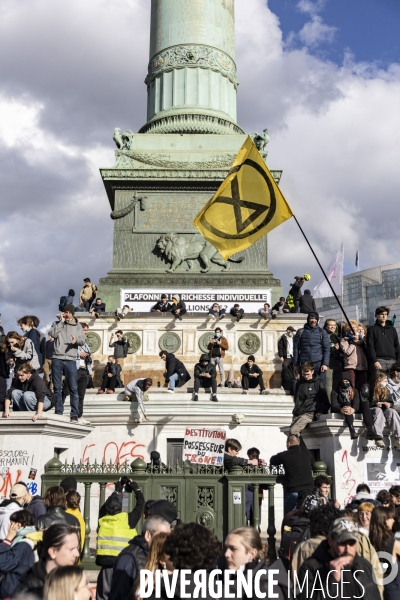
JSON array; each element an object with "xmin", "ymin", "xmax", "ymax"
[
  {"xmin": 79, "ymin": 278, "xmax": 97, "ymax": 312},
  {"xmin": 49, "ymin": 305, "xmax": 85, "ymax": 424},
  {"xmin": 240, "ymin": 355, "xmax": 266, "ymax": 395},
  {"xmin": 159, "ymin": 350, "xmax": 190, "ymax": 393},
  {"xmin": 168, "ymin": 295, "xmax": 186, "ymax": 321},
  {"xmin": 293, "ymin": 312, "xmax": 330, "ymax": 385},
  {"xmin": 208, "ymin": 327, "xmax": 228, "ymax": 387},
  {"xmin": 366, "ymin": 306, "xmax": 399, "ymax": 372}
]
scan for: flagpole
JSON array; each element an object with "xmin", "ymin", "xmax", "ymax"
[
  {"xmin": 341, "ymin": 243, "xmax": 344, "ymax": 336},
  {"xmin": 292, "ymin": 216, "xmax": 355, "ymax": 334}
]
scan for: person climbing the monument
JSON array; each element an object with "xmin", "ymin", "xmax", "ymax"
[
  {"xmin": 124, "ymin": 377, "xmax": 152, "ymax": 421},
  {"xmin": 288, "ymin": 275, "xmax": 306, "ymax": 313},
  {"xmin": 290, "ymin": 362, "xmax": 330, "ymax": 437},
  {"xmin": 207, "ymin": 327, "xmax": 228, "ymax": 387},
  {"xmin": 366, "ymin": 305, "xmax": 399, "ymax": 372},
  {"xmin": 49, "ymin": 305, "xmax": 85, "ymax": 424},
  {"xmin": 79, "ymin": 278, "xmax": 97, "ymax": 312},
  {"xmin": 151, "ymin": 294, "xmax": 170, "ymax": 313},
  {"xmin": 159, "ymin": 350, "xmax": 191, "ymax": 393},
  {"xmin": 192, "ymin": 353, "xmax": 218, "ymax": 402},
  {"xmin": 230, "ymin": 303, "xmax": 244, "ymax": 322},
  {"xmin": 240, "ymin": 355, "xmax": 266, "ymax": 394},
  {"xmin": 293, "ymin": 311, "xmax": 330, "ymax": 385},
  {"xmin": 90, "ymin": 297, "xmax": 106, "ymax": 318},
  {"xmin": 109, "ymin": 330, "xmax": 129, "ymax": 368},
  {"xmin": 168, "ymin": 294, "xmax": 186, "ymax": 320}
]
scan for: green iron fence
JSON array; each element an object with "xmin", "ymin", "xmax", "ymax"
[{"xmin": 41, "ymin": 456, "xmax": 284, "ymax": 569}]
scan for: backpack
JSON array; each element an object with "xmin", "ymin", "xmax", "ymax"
[
  {"xmin": 279, "ymin": 515, "xmax": 310, "ymax": 569},
  {"xmin": 58, "ymin": 296, "xmax": 68, "ymax": 311}
]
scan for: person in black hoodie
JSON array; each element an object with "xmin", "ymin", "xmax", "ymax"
[
  {"xmin": 159, "ymin": 351, "xmax": 190, "ymax": 393},
  {"xmin": 192, "ymin": 354, "xmax": 218, "ymax": 402},
  {"xmin": 168, "ymin": 294, "xmax": 186, "ymax": 320},
  {"xmin": 290, "ymin": 362, "xmax": 330, "ymax": 437},
  {"xmin": 4, "ymin": 363, "xmax": 56, "ymax": 421},
  {"xmin": 270, "ymin": 435, "xmax": 314, "ymax": 515},
  {"xmin": 240, "ymin": 356, "xmax": 266, "ymax": 394},
  {"xmin": 0, "ymin": 340, "xmax": 9, "ymax": 411},
  {"xmin": 299, "ymin": 289, "xmax": 316, "ymax": 314},
  {"xmin": 97, "ymin": 356, "xmax": 119, "ymax": 394},
  {"xmin": 331, "ymin": 372, "xmax": 376, "ymax": 440},
  {"xmin": 367, "ymin": 305, "xmax": 399, "ymax": 372},
  {"xmin": 296, "ymin": 518, "xmax": 381, "ymax": 600},
  {"xmin": 288, "ymin": 276, "xmax": 304, "ymax": 313},
  {"xmin": 150, "ymin": 294, "xmax": 169, "ymax": 313}
]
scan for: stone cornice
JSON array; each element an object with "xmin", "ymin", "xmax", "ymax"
[
  {"xmin": 139, "ymin": 113, "xmax": 244, "ymax": 135},
  {"xmin": 0, "ymin": 415, "xmax": 92, "ymax": 438},
  {"xmin": 145, "ymin": 44, "xmax": 239, "ymax": 88}
]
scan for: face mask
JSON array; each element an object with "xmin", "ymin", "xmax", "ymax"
[
  {"xmin": 287, "ymin": 333, "xmax": 293, "ymax": 337},
  {"xmin": 215, "ymin": 333, "xmax": 221, "ymax": 338},
  {"xmin": 342, "ymin": 382, "xmax": 351, "ymax": 389},
  {"xmin": 380, "ymin": 382, "xmax": 387, "ymax": 388}
]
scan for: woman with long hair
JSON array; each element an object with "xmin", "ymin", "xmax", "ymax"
[
  {"xmin": 224, "ymin": 526, "xmax": 289, "ymax": 599},
  {"xmin": 340, "ymin": 320, "xmax": 368, "ymax": 391},
  {"xmin": 16, "ymin": 523, "xmax": 80, "ymax": 599},
  {"xmin": 136, "ymin": 532, "xmax": 170, "ymax": 598},
  {"xmin": 361, "ymin": 370, "xmax": 400, "ymax": 449},
  {"xmin": 1, "ymin": 331, "xmax": 40, "ymax": 371},
  {"xmin": 369, "ymin": 506, "xmax": 400, "ymax": 600},
  {"xmin": 43, "ymin": 565, "xmax": 91, "ymax": 600}
]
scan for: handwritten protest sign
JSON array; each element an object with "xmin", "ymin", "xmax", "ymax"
[{"xmin": 183, "ymin": 428, "xmax": 226, "ymax": 465}]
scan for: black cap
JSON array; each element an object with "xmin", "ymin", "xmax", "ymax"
[
  {"xmin": 287, "ymin": 326, "xmax": 296, "ymax": 332},
  {"xmin": 148, "ymin": 499, "xmax": 178, "ymax": 523},
  {"xmin": 150, "ymin": 451, "xmax": 161, "ymax": 465}
]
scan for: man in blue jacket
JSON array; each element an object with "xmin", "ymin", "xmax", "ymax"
[{"xmin": 293, "ymin": 312, "xmax": 330, "ymax": 384}]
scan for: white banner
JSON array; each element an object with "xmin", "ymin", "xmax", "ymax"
[
  {"xmin": 183, "ymin": 427, "xmax": 226, "ymax": 465},
  {"xmin": 120, "ymin": 288, "xmax": 271, "ymax": 313},
  {"xmin": 313, "ymin": 244, "xmax": 344, "ymax": 299}
]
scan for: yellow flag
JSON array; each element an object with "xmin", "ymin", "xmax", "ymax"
[{"xmin": 193, "ymin": 136, "xmax": 293, "ymax": 259}]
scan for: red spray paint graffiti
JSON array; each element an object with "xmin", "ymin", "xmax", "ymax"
[
  {"xmin": 341, "ymin": 450, "xmax": 357, "ymax": 505},
  {"xmin": 82, "ymin": 441, "xmax": 145, "ymax": 466},
  {"xmin": 0, "ymin": 469, "xmax": 22, "ymax": 498}
]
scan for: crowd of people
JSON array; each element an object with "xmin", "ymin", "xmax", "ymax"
[{"xmin": 1, "ymin": 440, "xmax": 400, "ymax": 600}]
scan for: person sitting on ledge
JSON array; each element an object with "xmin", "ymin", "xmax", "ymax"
[
  {"xmin": 90, "ymin": 297, "xmax": 106, "ymax": 319},
  {"xmin": 4, "ymin": 362, "xmax": 55, "ymax": 421},
  {"xmin": 208, "ymin": 302, "xmax": 226, "ymax": 320},
  {"xmin": 98, "ymin": 356, "xmax": 120, "ymax": 395},
  {"xmin": 230, "ymin": 303, "xmax": 244, "ymax": 322},
  {"xmin": 240, "ymin": 355, "xmax": 266, "ymax": 395},
  {"xmin": 290, "ymin": 362, "xmax": 330, "ymax": 437},
  {"xmin": 331, "ymin": 372, "xmax": 375, "ymax": 440},
  {"xmin": 258, "ymin": 303, "xmax": 271, "ymax": 320},
  {"xmin": 116, "ymin": 305, "xmax": 130, "ymax": 320},
  {"xmin": 124, "ymin": 377, "xmax": 152, "ymax": 421},
  {"xmin": 151, "ymin": 294, "xmax": 170, "ymax": 313},
  {"xmin": 224, "ymin": 438, "xmax": 260, "ymax": 470},
  {"xmin": 272, "ymin": 296, "xmax": 290, "ymax": 315},
  {"xmin": 168, "ymin": 294, "xmax": 186, "ymax": 321},
  {"xmin": 159, "ymin": 350, "xmax": 191, "ymax": 393},
  {"xmin": 192, "ymin": 354, "xmax": 218, "ymax": 402}
]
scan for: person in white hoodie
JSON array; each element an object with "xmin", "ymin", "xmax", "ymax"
[{"xmin": 0, "ymin": 483, "xmax": 31, "ymax": 541}]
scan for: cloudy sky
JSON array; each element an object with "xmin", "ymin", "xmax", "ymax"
[{"xmin": 0, "ymin": 0, "xmax": 399, "ymax": 332}]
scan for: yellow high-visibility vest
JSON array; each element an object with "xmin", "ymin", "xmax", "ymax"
[{"xmin": 96, "ymin": 512, "xmax": 137, "ymax": 557}]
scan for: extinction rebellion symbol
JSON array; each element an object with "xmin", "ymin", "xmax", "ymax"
[{"xmin": 199, "ymin": 159, "xmax": 277, "ymax": 240}]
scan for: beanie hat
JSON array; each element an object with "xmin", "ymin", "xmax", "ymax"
[
  {"xmin": 307, "ymin": 312, "xmax": 319, "ymax": 321},
  {"xmin": 150, "ymin": 451, "xmax": 161, "ymax": 465},
  {"xmin": 68, "ymin": 289, "xmax": 75, "ymax": 296},
  {"xmin": 105, "ymin": 493, "xmax": 123, "ymax": 515},
  {"xmin": 60, "ymin": 476, "xmax": 77, "ymax": 493},
  {"xmin": 63, "ymin": 304, "xmax": 75, "ymax": 315},
  {"xmin": 148, "ymin": 499, "xmax": 178, "ymax": 523},
  {"xmin": 172, "ymin": 294, "xmax": 180, "ymax": 302}
]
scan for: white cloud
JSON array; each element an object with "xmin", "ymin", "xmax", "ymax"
[{"xmin": 298, "ymin": 15, "xmax": 337, "ymax": 48}]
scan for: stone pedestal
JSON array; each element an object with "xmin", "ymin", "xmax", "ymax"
[{"xmin": 77, "ymin": 313, "xmax": 305, "ymax": 386}]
